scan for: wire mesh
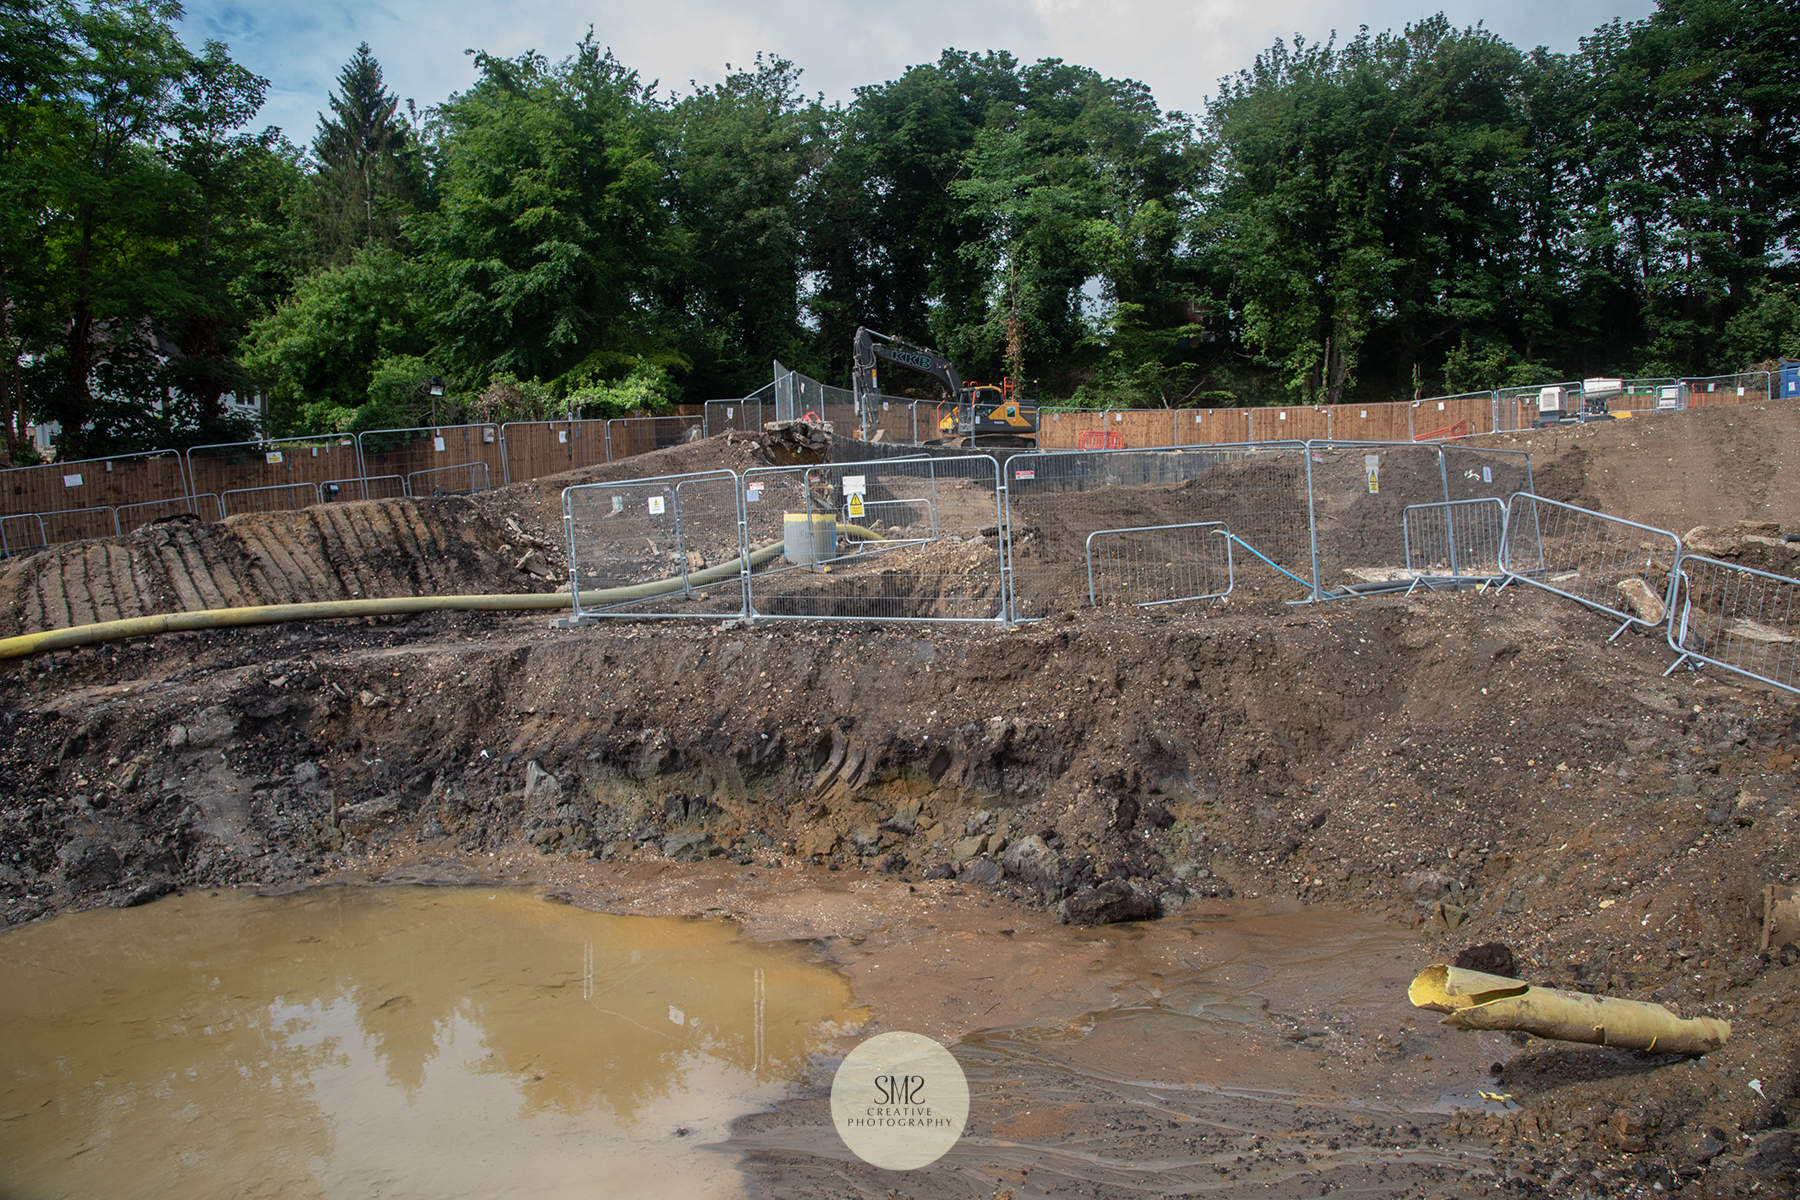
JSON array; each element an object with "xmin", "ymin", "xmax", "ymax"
[
  {"xmin": 1666, "ymin": 555, "xmax": 1800, "ymax": 694},
  {"xmin": 1086, "ymin": 522, "xmax": 1234, "ymax": 607},
  {"xmin": 115, "ymin": 494, "xmax": 223, "ymax": 530},
  {"xmin": 563, "ymin": 469, "xmax": 747, "ymax": 620},
  {"xmin": 407, "ymin": 462, "xmax": 490, "ymax": 495},
  {"xmin": 1682, "ymin": 372, "xmax": 1772, "ymax": 407},
  {"xmin": 742, "ymin": 455, "xmax": 1005, "ymax": 623},
  {"xmin": 1302, "ymin": 442, "xmax": 1450, "ymax": 595},
  {"xmin": 1500, "ymin": 493, "xmax": 1679, "ymax": 631},
  {"xmin": 1004, "ymin": 444, "xmax": 1312, "ymax": 618},
  {"xmin": 1402, "ymin": 498, "xmax": 1507, "ymax": 580},
  {"xmin": 221, "ymin": 482, "xmax": 322, "ymax": 516}
]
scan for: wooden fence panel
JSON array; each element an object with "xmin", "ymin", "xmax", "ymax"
[
  {"xmin": 359, "ymin": 424, "xmax": 506, "ymax": 494},
  {"xmin": 1329, "ymin": 403, "xmax": 1413, "ymax": 441},
  {"xmin": 187, "ymin": 437, "xmax": 362, "ymax": 502},
  {"xmin": 0, "ymin": 451, "xmax": 186, "ymax": 518},
  {"xmin": 503, "ymin": 420, "xmax": 610, "ymax": 483},
  {"xmin": 1253, "ymin": 406, "xmax": 1331, "ymax": 441}
]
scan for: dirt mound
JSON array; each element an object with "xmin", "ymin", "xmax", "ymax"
[{"xmin": 0, "ymin": 497, "xmax": 542, "ymax": 637}]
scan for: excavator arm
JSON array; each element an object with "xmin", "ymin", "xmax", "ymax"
[{"xmin": 851, "ymin": 327, "xmax": 964, "ymax": 404}]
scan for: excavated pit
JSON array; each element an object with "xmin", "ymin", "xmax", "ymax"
[{"xmin": 5, "ymin": 410, "xmax": 1800, "ymax": 1197}]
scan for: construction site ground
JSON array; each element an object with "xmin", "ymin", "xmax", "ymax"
[{"xmin": 3, "ymin": 406, "xmax": 1800, "ymax": 1198}]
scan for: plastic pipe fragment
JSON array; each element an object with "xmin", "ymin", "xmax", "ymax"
[
  {"xmin": 0, "ymin": 525, "xmax": 886, "ymax": 661},
  {"xmin": 1409, "ymin": 965, "xmax": 1729, "ymax": 1056}
]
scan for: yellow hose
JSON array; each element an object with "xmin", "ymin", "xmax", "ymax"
[{"xmin": 0, "ymin": 525, "xmax": 885, "ymax": 660}]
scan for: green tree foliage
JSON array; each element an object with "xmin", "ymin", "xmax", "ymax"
[
  {"xmin": 242, "ymin": 248, "xmax": 434, "ymax": 434},
  {"xmin": 412, "ymin": 34, "xmax": 662, "ymax": 390},
  {"xmin": 7, "ymin": 0, "xmax": 1799, "ymax": 461},
  {"xmin": 309, "ymin": 42, "xmax": 426, "ymax": 264},
  {"xmin": 654, "ymin": 55, "xmax": 824, "ymax": 399}
]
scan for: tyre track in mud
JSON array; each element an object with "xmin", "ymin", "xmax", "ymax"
[{"xmin": 0, "ymin": 497, "xmax": 519, "ymax": 638}]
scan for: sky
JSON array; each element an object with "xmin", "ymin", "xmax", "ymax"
[{"xmin": 177, "ymin": 0, "xmax": 1661, "ymax": 149}]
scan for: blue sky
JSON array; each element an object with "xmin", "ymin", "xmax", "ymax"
[{"xmin": 177, "ymin": 0, "xmax": 1659, "ymax": 149}]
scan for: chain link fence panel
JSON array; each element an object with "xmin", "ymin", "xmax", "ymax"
[{"xmin": 1302, "ymin": 443, "xmax": 1451, "ymax": 595}]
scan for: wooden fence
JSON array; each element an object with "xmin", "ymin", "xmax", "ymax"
[{"xmin": 1, "ymin": 384, "xmax": 1781, "ymax": 554}]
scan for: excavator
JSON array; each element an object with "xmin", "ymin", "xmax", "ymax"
[{"xmin": 851, "ymin": 326, "xmax": 1038, "ymax": 447}]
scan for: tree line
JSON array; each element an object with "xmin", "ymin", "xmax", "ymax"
[{"xmin": 1, "ymin": 0, "xmax": 1795, "ymax": 461}]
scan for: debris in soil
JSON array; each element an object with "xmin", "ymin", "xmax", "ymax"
[{"xmin": 4, "ymin": 406, "xmax": 1800, "ymax": 1194}]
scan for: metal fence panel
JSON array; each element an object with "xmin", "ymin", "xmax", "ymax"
[
  {"xmin": 1440, "ymin": 445, "xmax": 1534, "ymax": 505},
  {"xmin": 742, "ymin": 455, "xmax": 1005, "ymax": 623},
  {"xmin": 221, "ymin": 482, "xmax": 322, "ymax": 516},
  {"xmin": 1683, "ymin": 372, "xmax": 1771, "ymax": 407},
  {"xmin": 563, "ymin": 469, "xmax": 747, "ymax": 620},
  {"xmin": 502, "ymin": 419, "xmax": 610, "ymax": 483},
  {"xmin": 358, "ymin": 423, "xmax": 506, "ymax": 494},
  {"xmin": 1402, "ymin": 498, "xmax": 1507, "ymax": 580},
  {"xmin": 1500, "ymin": 493, "xmax": 1680, "ymax": 634},
  {"xmin": 116, "ymin": 494, "xmax": 224, "ymax": 529},
  {"xmin": 1665, "ymin": 555, "xmax": 1800, "ymax": 694},
  {"xmin": 1086, "ymin": 522, "xmax": 1234, "ymax": 607},
  {"xmin": 407, "ymin": 461, "xmax": 491, "ymax": 495},
  {"xmin": 605, "ymin": 415, "xmax": 704, "ymax": 461},
  {"xmin": 703, "ymin": 400, "xmax": 774, "ymax": 436},
  {"xmin": 323, "ymin": 475, "xmax": 407, "ymax": 502},
  {"xmin": 0, "ymin": 512, "xmax": 48, "ymax": 557},
  {"xmin": 187, "ymin": 436, "xmax": 360, "ymax": 504},
  {"xmin": 0, "ymin": 448, "xmax": 187, "ymax": 523},
  {"xmin": 1302, "ymin": 442, "xmax": 1450, "ymax": 595},
  {"xmin": 1005, "ymin": 444, "xmax": 1312, "ymax": 617}
]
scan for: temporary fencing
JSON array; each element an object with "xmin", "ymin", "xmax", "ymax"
[
  {"xmin": 358, "ymin": 424, "xmax": 506, "ymax": 497},
  {"xmin": 743, "ymin": 456, "xmax": 1006, "ymax": 624},
  {"xmin": 222, "ymin": 481, "xmax": 323, "ymax": 516},
  {"xmin": 1500, "ymin": 493, "xmax": 1680, "ymax": 637},
  {"xmin": 562, "ymin": 470, "xmax": 747, "ymax": 621},
  {"xmin": 407, "ymin": 462, "xmax": 491, "ymax": 495},
  {"xmin": 1402, "ymin": 498, "xmax": 1508, "ymax": 582},
  {"xmin": 1002, "ymin": 444, "xmax": 1313, "ymax": 618},
  {"xmin": 606, "ymin": 415, "xmax": 704, "ymax": 460},
  {"xmin": 0, "ymin": 449, "xmax": 187, "ymax": 527},
  {"xmin": 1683, "ymin": 372, "xmax": 1771, "ymax": 408},
  {"xmin": 116, "ymin": 494, "xmax": 224, "ymax": 529},
  {"xmin": 1086, "ymin": 522, "xmax": 1234, "ymax": 608},
  {"xmin": 501, "ymin": 419, "xmax": 610, "ymax": 483},
  {"xmin": 1665, "ymin": 556, "xmax": 1800, "ymax": 694},
  {"xmin": 187, "ymin": 435, "xmax": 361, "ymax": 503}
]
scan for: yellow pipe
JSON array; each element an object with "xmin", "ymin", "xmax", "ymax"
[
  {"xmin": 0, "ymin": 525, "xmax": 886, "ymax": 661},
  {"xmin": 1410, "ymin": 964, "xmax": 1729, "ymax": 1056}
]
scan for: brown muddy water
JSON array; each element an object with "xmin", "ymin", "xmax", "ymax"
[
  {"xmin": 0, "ymin": 886, "xmax": 863, "ymax": 1200},
  {"xmin": 1, "ymin": 886, "xmax": 1508, "ymax": 1199}
]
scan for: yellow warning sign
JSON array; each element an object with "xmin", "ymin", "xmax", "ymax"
[{"xmin": 848, "ymin": 495, "xmax": 865, "ymax": 519}]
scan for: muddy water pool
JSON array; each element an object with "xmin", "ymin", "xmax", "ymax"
[
  {"xmin": 2, "ymin": 884, "xmax": 1506, "ymax": 1199},
  {"xmin": 0, "ymin": 886, "xmax": 863, "ymax": 1199}
]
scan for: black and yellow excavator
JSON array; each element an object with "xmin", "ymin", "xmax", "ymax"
[{"xmin": 851, "ymin": 326, "xmax": 1038, "ymax": 447}]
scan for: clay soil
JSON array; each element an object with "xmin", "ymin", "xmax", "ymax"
[{"xmin": 5, "ymin": 406, "xmax": 1800, "ymax": 1197}]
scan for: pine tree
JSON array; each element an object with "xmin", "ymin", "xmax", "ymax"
[{"xmin": 310, "ymin": 43, "xmax": 418, "ymax": 263}]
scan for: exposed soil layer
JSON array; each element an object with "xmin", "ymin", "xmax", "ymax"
[{"xmin": 4, "ymin": 405, "xmax": 1800, "ymax": 1197}]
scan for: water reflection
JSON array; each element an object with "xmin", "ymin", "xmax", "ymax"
[{"xmin": 0, "ymin": 887, "xmax": 864, "ymax": 1199}]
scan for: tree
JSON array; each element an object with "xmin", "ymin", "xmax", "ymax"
[
  {"xmin": 413, "ymin": 33, "xmax": 663, "ymax": 389},
  {"xmin": 309, "ymin": 43, "xmax": 424, "ymax": 264},
  {"xmin": 0, "ymin": 0, "xmax": 68, "ymax": 458},
  {"xmin": 655, "ymin": 55, "xmax": 824, "ymax": 399},
  {"xmin": 241, "ymin": 248, "xmax": 436, "ymax": 434}
]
